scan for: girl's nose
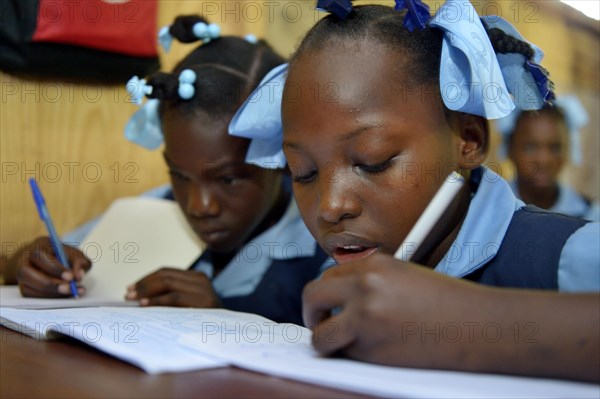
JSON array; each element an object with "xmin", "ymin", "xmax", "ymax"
[
  {"xmin": 317, "ymin": 169, "xmax": 361, "ymax": 224},
  {"xmin": 187, "ymin": 185, "xmax": 221, "ymax": 218}
]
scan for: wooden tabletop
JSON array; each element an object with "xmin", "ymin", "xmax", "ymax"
[{"xmin": 0, "ymin": 326, "xmax": 364, "ymax": 398}]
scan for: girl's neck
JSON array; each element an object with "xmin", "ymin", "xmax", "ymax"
[
  {"xmin": 517, "ymin": 180, "xmax": 559, "ymax": 210},
  {"xmin": 413, "ymin": 181, "xmax": 473, "ymax": 269}
]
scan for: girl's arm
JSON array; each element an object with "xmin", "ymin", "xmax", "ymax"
[{"xmin": 303, "ymin": 252, "xmax": 599, "ymax": 382}]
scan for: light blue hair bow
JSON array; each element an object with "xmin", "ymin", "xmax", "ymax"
[
  {"xmin": 124, "ymin": 76, "xmax": 163, "ymax": 150},
  {"xmin": 228, "ymin": 63, "xmax": 288, "ymax": 168},
  {"xmin": 230, "ymin": 0, "xmax": 553, "ymax": 166},
  {"xmin": 496, "ymin": 95, "xmax": 589, "ymax": 165},
  {"xmin": 558, "ymin": 95, "xmax": 589, "ymax": 165},
  {"xmin": 124, "ymin": 99, "xmax": 163, "ymax": 150},
  {"xmin": 429, "ymin": 0, "xmax": 515, "ymax": 119},
  {"xmin": 480, "ymin": 15, "xmax": 552, "ymax": 111},
  {"xmin": 124, "ymin": 68, "xmax": 200, "ymax": 149}
]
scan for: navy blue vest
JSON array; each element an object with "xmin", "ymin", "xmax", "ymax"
[
  {"xmin": 464, "ymin": 206, "xmax": 587, "ymax": 289},
  {"xmin": 218, "ymin": 249, "xmax": 328, "ymax": 326}
]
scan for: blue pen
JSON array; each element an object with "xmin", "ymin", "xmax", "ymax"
[{"xmin": 29, "ymin": 178, "xmax": 79, "ymax": 298}]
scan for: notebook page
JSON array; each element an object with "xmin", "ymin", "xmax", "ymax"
[
  {"xmin": 179, "ymin": 328, "xmax": 600, "ymax": 398},
  {"xmin": 76, "ymin": 197, "xmax": 204, "ymax": 301},
  {"xmin": 0, "ymin": 307, "xmax": 244, "ymax": 373},
  {"xmin": 0, "ymin": 286, "xmax": 136, "ymax": 309}
]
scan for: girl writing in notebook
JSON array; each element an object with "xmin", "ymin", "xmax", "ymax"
[
  {"xmin": 2, "ymin": 16, "xmax": 329, "ymax": 325},
  {"xmin": 229, "ymin": 1, "xmax": 600, "ymax": 381}
]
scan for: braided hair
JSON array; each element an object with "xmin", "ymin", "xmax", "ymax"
[{"xmin": 146, "ymin": 15, "xmax": 285, "ymax": 119}]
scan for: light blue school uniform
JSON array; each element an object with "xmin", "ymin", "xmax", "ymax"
[
  {"xmin": 436, "ymin": 167, "xmax": 599, "ymax": 292},
  {"xmin": 509, "ymin": 181, "xmax": 600, "ymax": 222}
]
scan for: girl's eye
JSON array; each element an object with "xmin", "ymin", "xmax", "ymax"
[
  {"xmin": 169, "ymin": 170, "xmax": 190, "ymax": 181},
  {"xmin": 292, "ymin": 170, "xmax": 317, "ymax": 184},
  {"xmin": 219, "ymin": 175, "xmax": 238, "ymax": 185},
  {"xmin": 524, "ymin": 143, "xmax": 536, "ymax": 154},
  {"xmin": 357, "ymin": 158, "xmax": 393, "ymax": 175},
  {"xmin": 550, "ymin": 144, "xmax": 562, "ymax": 156}
]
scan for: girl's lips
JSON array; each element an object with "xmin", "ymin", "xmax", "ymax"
[
  {"xmin": 333, "ymin": 246, "xmax": 379, "ymax": 264},
  {"xmin": 198, "ymin": 230, "xmax": 229, "ymax": 244}
]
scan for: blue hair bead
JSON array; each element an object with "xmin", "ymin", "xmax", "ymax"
[
  {"xmin": 178, "ymin": 83, "xmax": 195, "ymax": 100},
  {"xmin": 178, "ymin": 69, "xmax": 197, "ymax": 100},
  {"xmin": 207, "ymin": 23, "xmax": 221, "ymax": 39},
  {"xmin": 192, "ymin": 22, "xmax": 208, "ymax": 38},
  {"xmin": 179, "ymin": 69, "xmax": 197, "ymax": 84},
  {"xmin": 244, "ymin": 34, "xmax": 258, "ymax": 44},
  {"xmin": 126, "ymin": 76, "xmax": 152, "ymax": 105}
]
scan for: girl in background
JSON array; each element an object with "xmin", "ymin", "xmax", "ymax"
[{"xmin": 497, "ymin": 96, "xmax": 599, "ymax": 221}]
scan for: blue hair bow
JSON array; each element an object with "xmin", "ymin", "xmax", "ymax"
[
  {"xmin": 228, "ymin": 64, "xmax": 289, "ymax": 168},
  {"xmin": 481, "ymin": 16, "xmax": 554, "ymax": 111},
  {"xmin": 394, "ymin": 0, "xmax": 430, "ymax": 32},
  {"xmin": 316, "ymin": 0, "xmax": 352, "ymax": 20},
  {"xmin": 229, "ymin": 1, "xmax": 555, "ymax": 169},
  {"xmin": 430, "ymin": 0, "xmax": 515, "ymax": 119},
  {"xmin": 558, "ymin": 95, "xmax": 588, "ymax": 165},
  {"xmin": 124, "ymin": 77, "xmax": 163, "ymax": 150},
  {"xmin": 158, "ymin": 26, "xmax": 173, "ymax": 53},
  {"xmin": 124, "ymin": 99, "xmax": 164, "ymax": 150}
]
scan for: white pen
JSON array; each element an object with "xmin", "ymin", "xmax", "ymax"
[{"xmin": 394, "ymin": 171, "xmax": 466, "ymax": 262}]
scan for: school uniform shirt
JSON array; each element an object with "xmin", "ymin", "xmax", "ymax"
[
  {"xmin": 435, "ymin": 167, "xmax": 600, "ymax": 292},
  {"xmin": 191, "ymin": 197, "xmax": 332, "ymax": 325},
  {"xmin": 509, "ymin": 180, "xmax": 600, "ymax": 222}
]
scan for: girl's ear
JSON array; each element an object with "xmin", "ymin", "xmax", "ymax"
[{"xmin": 455, "ymin": 113, "xmax": 489, "ymax": 169}]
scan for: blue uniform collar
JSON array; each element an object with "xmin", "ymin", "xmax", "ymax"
[
  {"xmin": 510, "ymin": 180, "xmax": 590, "ymax": 218},
  {"xmin": 193, "ymin": 197, "xmax": 318, "ymax": 297},
  {"xmin": 435, "ymin": 167, "xmax": 525, "ymax": 278}
]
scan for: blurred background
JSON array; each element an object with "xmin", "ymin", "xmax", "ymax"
[{"xmin": 1, "ymin": 0, "xmax": 598, "ymax": 253}]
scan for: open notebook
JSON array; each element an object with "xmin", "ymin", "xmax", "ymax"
[
  {"xmin": 1, "ymin": 197, "xmax": 204, "ymax": 309},
  {"xmin": 1, "ymin": 306, "xmax": 598, "ymax": 398}
]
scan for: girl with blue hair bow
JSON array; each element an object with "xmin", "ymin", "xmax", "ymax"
[
  {"xmin": 497, "ymin": 96, "xmax": 600, "ymax": 222},
  {"xmin": 124, "ymin": 16, "xmax": 331, "ymax": 325},
  {"xmin": 229, "ymin": 1, "xmax": 599, "ymax": 381}
]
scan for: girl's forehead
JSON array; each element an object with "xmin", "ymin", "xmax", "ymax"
[
  {"xmin": 288, "ymin": 50, "xmax": 405, "ymax": 109},
  {"xmin": 284, "ymin": 45, "xmax": 445, "ymax": 129},
  {"xmin": 515, "ymin": 113, "xmax": 568, "ymax": 140}
]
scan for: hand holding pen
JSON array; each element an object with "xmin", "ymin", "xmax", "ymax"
[
  {"xmin": 3, "ymin": 179, "xmax": 92, "ymax": 298},
  {"xmin": 302, "ymin": 172, "xmax": 473, "ymax": 357}
]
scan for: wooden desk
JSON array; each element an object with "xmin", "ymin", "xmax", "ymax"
[{"xmin": 0, "ymin": 326, "xmax": 363, "ymax": 398}]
